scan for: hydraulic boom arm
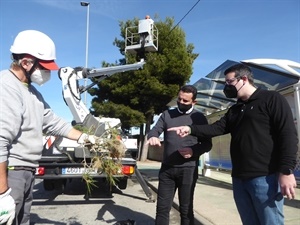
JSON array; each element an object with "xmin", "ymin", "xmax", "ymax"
[
  {"xmin": 58, "ymin": 60, "xmax": 145, "ymax": 135},
  {"xmin": 58, "ymin": 15, "xmax": 157, "ymax": 136}
]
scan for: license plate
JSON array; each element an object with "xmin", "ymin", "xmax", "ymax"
[{"xmin": 62, "ymin": 167, "xmax": 97, "ymax": 175}]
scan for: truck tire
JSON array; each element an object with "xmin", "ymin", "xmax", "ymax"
[
  {"xmin": 43, "ymin": 179, "xmax": 55, "ymax": 191},
  {"xmin": 43, "ymin": 179, "xmax": 67, "ymax": 192},
  {"xmin": 116, "ymin": 177, "xmax": 128, "ymax": 190}
]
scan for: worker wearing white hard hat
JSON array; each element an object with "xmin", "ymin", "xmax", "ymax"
[
  {"xmin": 0, "ymin": 30, "xmax": 85, "ymax": 225},
  {"xmin": 9, "ymin": 30, "xmax": 59, "ymax": 85}
]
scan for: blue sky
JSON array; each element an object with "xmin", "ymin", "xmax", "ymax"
[{"xmin": 1, "ymin": 0, "xmax": 299, "ymax": 122}]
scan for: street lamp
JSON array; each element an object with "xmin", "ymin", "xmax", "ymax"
[{"xmin": 80, "ymin": 1, "xmax": 90, "ymax": 105}]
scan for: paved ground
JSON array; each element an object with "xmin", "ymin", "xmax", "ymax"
[{"xmin": 136, "ymin": 160, "xmax": 300, "ymax": 225}]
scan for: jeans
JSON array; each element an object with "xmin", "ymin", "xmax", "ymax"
[
  {"xmin": 155, "ymin": 164, "xmax": 198, "ymax": 225},
  {"xmin": 232, "ymin": 174, "xmax": 284, "ymax": 225}
]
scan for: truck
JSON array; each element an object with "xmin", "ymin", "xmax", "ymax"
[
  {"xmin": 191, "ymin": 58, "xmax": 300, "ymax": 183},
  {"xmin": 35, "ymin": 17, "xmax": 158, "ymax": 200},
  {"xmin": 35, "ymin": 63, "xmax": 142, "ymax": 193}
]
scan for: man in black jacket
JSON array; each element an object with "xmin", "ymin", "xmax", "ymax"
[
  {"xmin": 147, "ymin": 85, "xmax": 212, "ymax": 225},
  {"xmin": 168, "ymin": 64, "xmax": 298, "ymax": 225}
]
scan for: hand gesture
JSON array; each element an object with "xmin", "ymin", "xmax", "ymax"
[
  {"xmin": 167, "ymin": 126, "xmax": 191, "ymax": 137},
  {"xmin": 147, "ymin": 137, "xmax": 161, "ymax": 147}
]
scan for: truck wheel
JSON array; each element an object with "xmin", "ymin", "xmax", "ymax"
[
  {"xmin": 54, "ymin": 179, "xmax": 67, "ymax": 193},
  {"xmin": 43, "ymin": 180, "xmax": 55, "ymax": 191},
  {"xmin": 43, "ymin": 179, "xmax": 66, "ymax": 192},
  {"xmin": 117, "ymin": 177, "xmax": 128, "ymax": 190}
]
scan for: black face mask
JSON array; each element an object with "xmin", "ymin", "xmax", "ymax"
[
  {"xmin": 177, "ymin": 102, "xmax": 193, "ymax": 113},
  {"xmin": 223, "ymin": 80, "xmax": 245, "ymax": 98},
  {"xmin": 223, "ymin": 84, "xmax": 238, "ymax": 98}
]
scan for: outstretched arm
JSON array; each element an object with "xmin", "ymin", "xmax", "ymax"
[{"xmin": 167, "ymin": 126, "xmax": 191, "ymax": 137}]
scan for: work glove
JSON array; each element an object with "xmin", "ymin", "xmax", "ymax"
[
  {"xmin": 0, "ymin": 188, "xmax": 15, "ymax": 225},
  {"xmin": 77, "ymin": 133, "xmax": 96, "ymax": 145}
]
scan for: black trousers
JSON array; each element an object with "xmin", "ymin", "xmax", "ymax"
[{"xmin": 155, "ymin": 164, "xmax": 198, "ymax": 225}]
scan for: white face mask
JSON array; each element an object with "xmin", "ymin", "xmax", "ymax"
[{"xmin": 30, "ymin": 69, "xmax": 51, "ymax": 86}]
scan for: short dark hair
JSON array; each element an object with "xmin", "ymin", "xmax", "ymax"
[
  {"xmin": 180, "ymin": 85, "xmax": 197, "ymax": 100},
  {"xmin": 224, "ymin": 63, "xmax": 254, "ymax": 85}
]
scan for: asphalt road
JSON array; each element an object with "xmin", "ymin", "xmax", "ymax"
[{"xmin": 30, "ymin": 178, "xmax": 180, "ymax": 225}]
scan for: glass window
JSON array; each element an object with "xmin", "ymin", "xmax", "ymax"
[{"xmin": 193, "ymin": 60, "xmax": 300, "ymax": 115}]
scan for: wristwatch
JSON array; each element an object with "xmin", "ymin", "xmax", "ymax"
[{"xmin": 280, "ymin": 168, "xmax": 294, "ymax": 175}]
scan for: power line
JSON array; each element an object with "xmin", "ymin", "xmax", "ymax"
[{"xmin": 169, "ymin": 0, "xmax": 201, "ymax": 34}]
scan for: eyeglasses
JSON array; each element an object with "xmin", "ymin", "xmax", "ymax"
[
  {"xmin": 27, "ymin": 59, "xmax": 47, "ymax": 70},
  {"xmin": 225, "ymin": 77, "xmax": 240, "ymax": 85}
]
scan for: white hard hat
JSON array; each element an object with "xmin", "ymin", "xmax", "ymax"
[{"xmin": 10, "ymin": 30, "xmax": 59, "ymax": 70}]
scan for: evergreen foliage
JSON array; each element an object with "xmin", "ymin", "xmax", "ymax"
[{"xmin": 88, "ymin": 15, "xmax": 198, "ymax": 159}]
